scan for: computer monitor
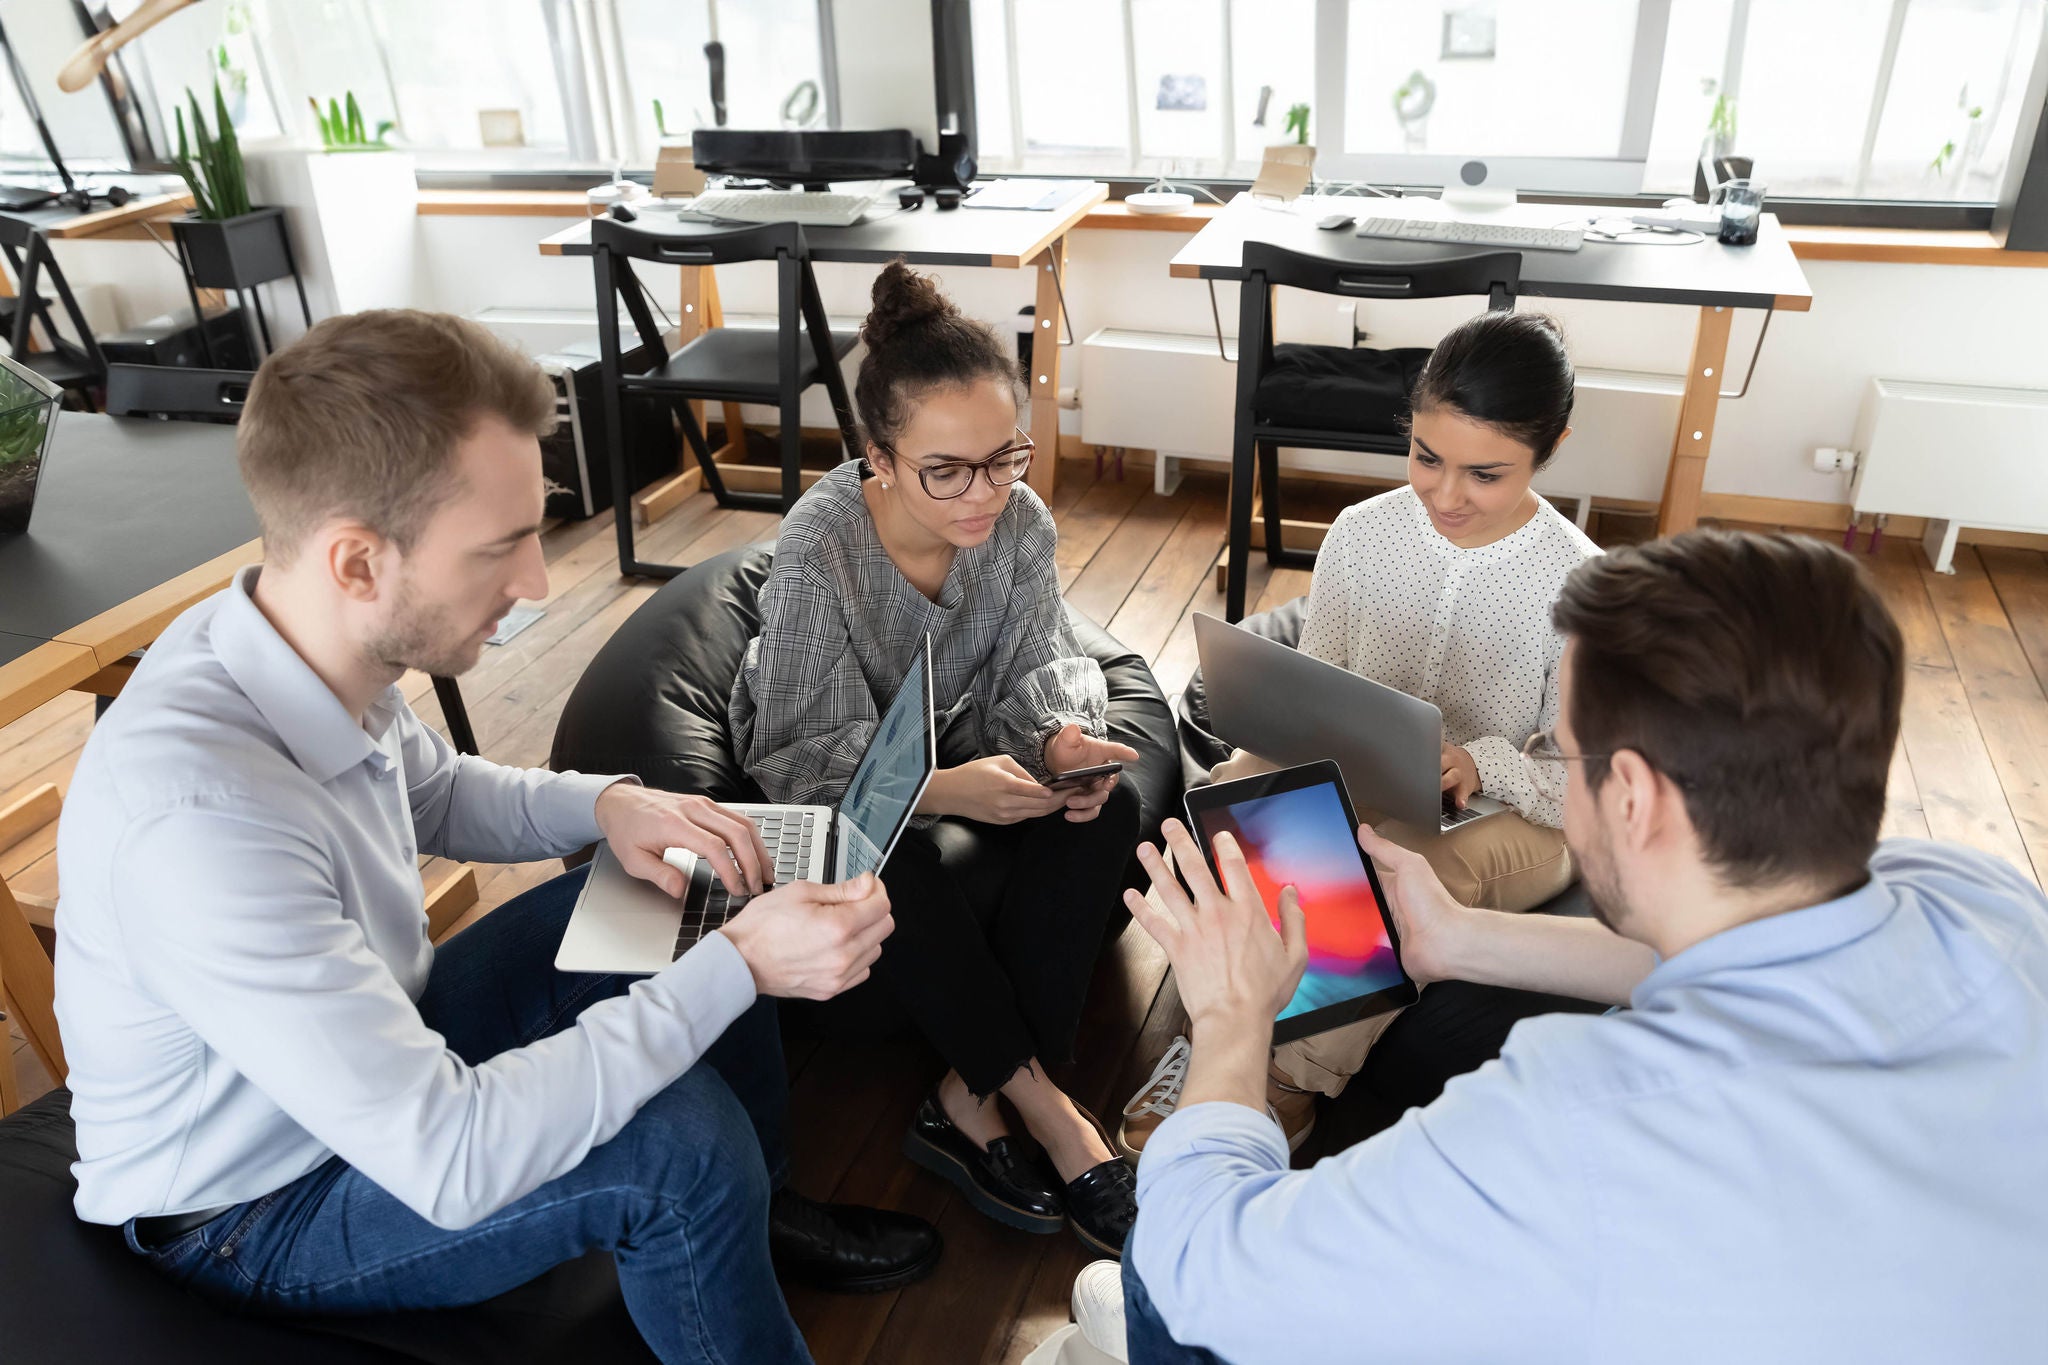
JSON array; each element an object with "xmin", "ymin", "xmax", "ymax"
[
  {"xmin": 829, "ymin": 0, "xmax": 945, "ymax": 154},
  {"xmin": 692, "ymin": 128, "xmax": 918, "ymax": 188},
  {"xmin": 1311, "ymin": 0, "xmax": 1667, "ymax": 203}
]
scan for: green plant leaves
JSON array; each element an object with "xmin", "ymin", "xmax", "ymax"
[{"xmin": 173, "ymin": 82, "xmax": 252, "ymax": 220}]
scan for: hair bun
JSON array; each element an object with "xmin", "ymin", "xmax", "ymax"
[{"xmin": 860, "ymin": 259, "xmax": 958, "ymax": 351}]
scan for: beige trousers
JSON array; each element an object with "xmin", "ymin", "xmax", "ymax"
[{"xmin": 1206, "ymin": 750, "xmax": 1575, "ymax": 1099}]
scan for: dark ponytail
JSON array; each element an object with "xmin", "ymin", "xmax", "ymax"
[
  {"xmin": 854, "ymin": 259, "xmax": 1018, "ymax": 461},
  {"xmin": 1409, "ymin": 312, "xmax": 1575, "ymax": 468}
]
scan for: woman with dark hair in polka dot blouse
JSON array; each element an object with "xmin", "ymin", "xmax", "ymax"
[{"xmin": 1120, "ymin": 310, "xmax": 1603, "ymax": 1160}]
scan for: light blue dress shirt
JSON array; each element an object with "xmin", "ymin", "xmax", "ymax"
[
  {"xmin": 1132, "ymin": 839, "xmax": 2048, "ymax": 1364},
  {"xmin": 55, "ymin": 568, "xmax": 758, "ymax": 1230}
]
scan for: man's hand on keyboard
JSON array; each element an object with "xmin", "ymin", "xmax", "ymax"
[
  {"xmin": 595, "ymin": 783, "xmax": 774, "ymax": 897},
  {"xmin": 719, "ymin": 873, "xmax": 894, "ymax": 1000}
]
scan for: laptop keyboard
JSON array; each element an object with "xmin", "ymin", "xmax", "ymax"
[
  {"xmin": 671, "ymin": 810, "xmax": 819, "ymax": 960},
  {"xmin": 1441, "ymin": 798, "xmax": 1486, "ymax": 830}
]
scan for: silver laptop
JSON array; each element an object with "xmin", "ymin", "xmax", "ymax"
[
  {"xmin": 555, "ymin": 637, "xmax": 936, "ymax": 974},
  {"xmin": 1192, "ymin": 613, "xmax": 1509, "ymax": 836}
]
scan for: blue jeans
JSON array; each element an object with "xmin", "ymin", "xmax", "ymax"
[
  {"xmin": 1124, "ymin": 1252, "xmax": 1226, "ymax": 1364},
  {"xmin": 124, "ymin": 865, "xmax": 810, "ymax": 1365}
]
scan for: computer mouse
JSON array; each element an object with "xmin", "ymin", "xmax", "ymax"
[
  {"xmin": 608, "ymin": 202, "xmax": 639, "ymax": 222},
  {"xmin": 934, "ymin": 187, "xmax": 962, "ymax": 210},
  {"xmin": 1317, "ymin": 213, "xmax": 1355, "ymax": 230},
  {"xmin": 898, "ymin": 187, "xmax": 926, "ymax": 210}
]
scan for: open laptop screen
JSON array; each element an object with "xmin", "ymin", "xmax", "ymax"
[{"xmin": 837, "ymin": 639, "xmax": 935, "ymax": 879}]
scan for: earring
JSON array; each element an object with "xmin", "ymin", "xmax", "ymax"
[{"xmin": 880, "ymin": 480, "xmax": 891, "ymax": 489}]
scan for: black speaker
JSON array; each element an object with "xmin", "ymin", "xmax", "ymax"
[
  {"xmin": 536, "ymin": 339, "xmax": 683, "ymax": 521},
  {"xmin": 100, "ymin": 308, "xmax": 253, "ymax": 371}
]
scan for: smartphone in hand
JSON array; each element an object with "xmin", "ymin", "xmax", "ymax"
[{"xmin": 1046, "ymin": 760, "xmax": 1124, "ymax": 791}]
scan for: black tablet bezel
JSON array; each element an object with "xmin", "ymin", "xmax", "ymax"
[{"xmin": 1182, "ymin": 759, "xmax": 1419, "ymax": 1044}]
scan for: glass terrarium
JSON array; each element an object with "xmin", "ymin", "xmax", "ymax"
[{"xmin": 0, "ymin": 351, "xmax": 62, "ymax": 535}]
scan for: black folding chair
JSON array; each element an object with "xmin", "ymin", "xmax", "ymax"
[
  {"xmin": 1223, "ymin": 244, "xmax": 1521, "ymax": 620},
  {"xmin": 0, "ymin": 213, "xmax": 106, "ymax": 404},
  {"xmin": 103, "ymin": 364, "xmax": 253, "ymax": 422},
  {"xmin": 590, "ymin": 217, "xmax": 859, "ymax": 578},
  {"xmin": 100, "ymin": 362, "xmax": 480, "ymax": 756}
]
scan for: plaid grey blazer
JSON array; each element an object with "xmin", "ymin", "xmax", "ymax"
[{"xmin": 730, "ymin": 460, "xmax": 1107, "ymax": 808}]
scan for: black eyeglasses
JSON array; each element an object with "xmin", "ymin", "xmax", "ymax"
[{"xmin": 875, "ymin": 430, "xmax": 1035, "ymax": 500}]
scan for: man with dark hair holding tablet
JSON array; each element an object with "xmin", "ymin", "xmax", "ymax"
[{"xmin": 1112, "ymin": 530, "xmax": 2047, "ymax": 1364}]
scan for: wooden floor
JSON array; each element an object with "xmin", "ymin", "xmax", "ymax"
[{"xmin": 7, "ymin": 461, "xmax": 2048, "ymax": 1362}]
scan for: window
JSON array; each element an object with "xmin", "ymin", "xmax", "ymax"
[
  {"xmin": 106, "ymin": 0, "xmax": 830, "ymax": 173},
  {"xmin": 612, "ymin": 0, "xmax": 825, "ymax": 167},
  {"xmin": 976, "ymin": 0, "xmax": 1312, "ymax": 177},
  {"xmin": 975, "ymin": 0, "xmax": 2048, "ymax": 206},
  {"xmin": 361, "ymin": 1, "xmax": 573, "ymax": 167}
]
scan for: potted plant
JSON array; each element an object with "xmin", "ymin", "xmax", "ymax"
[
  {"xmin": 168, "ymin": 81, "xmax": 295, "ymax": 293},
  {"xmin": 0, "ymin": 351, "xmax": 64, "ymax": 536},
  {"xmin": 237, "ymin": 85, "xmax": 414, "ymax": 318},
  {"xmin": 309, "ymin": 91, "xmax": 394, "ymax": 150}
]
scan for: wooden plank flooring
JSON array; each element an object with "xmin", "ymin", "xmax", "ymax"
[{"xmin": 7, "ymin": 468, "xmax": 2048, "ymax": 1362}]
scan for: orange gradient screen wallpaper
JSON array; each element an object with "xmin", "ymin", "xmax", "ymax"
[{"xmin": 1193, "ymin": 783, "xmax": 1405, "ymax": 1021}]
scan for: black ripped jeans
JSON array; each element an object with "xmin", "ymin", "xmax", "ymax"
[{"xmin": 824, "ymin": 779, "xmax": 1140, "ymax": 1096}]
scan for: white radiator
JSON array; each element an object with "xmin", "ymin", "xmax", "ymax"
[
  {"xmin": 1849, "ymin": 378, "xmax": 2048, "ymax": 572},
  {"xmin": 1076, "ymin": 327, "xmax": 1685, "ymax": 511}
]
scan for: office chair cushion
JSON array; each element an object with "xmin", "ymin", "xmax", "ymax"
[
  {"xmin": 627, "ymin": 326, "xmax": 859, "ymax": 402},
  {"xmin": 549, "ymin": 542, "xmax": 1183, "ymax": 893},
  {"xmin": 0, "ymin": 1091, "xmax": 654, "ymax": 1365},
  {"xmin": 1254, "ymin": 343, "xmax": 1434, "ymax": 436}
]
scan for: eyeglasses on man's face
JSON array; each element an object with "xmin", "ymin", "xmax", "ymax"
[
  {"xmin": 1520, "ymin": 728, "xmax": 1609, "ymax": 804},
  {"xmin": 878, "ymin": 429, "xmax": 1035, "ymax": 500}
]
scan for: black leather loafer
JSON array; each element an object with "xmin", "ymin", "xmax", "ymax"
[
  {"xmin": 769, "ymin": 1187, "xmax": 942, "ymax": 1294},
  {"xmin": 902, "ymin": 1092, "xmax": 1066, "ymax": 1234},
  {"xmin": 1063, "ymin": 1158, "xmax": 1138, "ymax": 1258},
  {"xmin": 1064, "ymin": 1106, "xmax": 1139, "ymax": 1258}
]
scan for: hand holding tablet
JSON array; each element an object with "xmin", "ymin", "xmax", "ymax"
[{"xmin": 1176, "ymin": 761, "xmax": 1419, "ymax": 1042}]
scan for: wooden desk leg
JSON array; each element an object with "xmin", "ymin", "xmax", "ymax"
[
  {"xmin": 1026, "ymin": 236, "xmax": 1069, "ymax": 502},
  {"xmin": 0, "ymin": 874, "xmax": 65, "ymax": 1091},
  {"xmin": 0, "ymin": 784, "xmax": 61, "ymax": 855},
  {"xmin": 637, "ymin": 265, "xmax": 750, "ymax": 526},
  {"xmin": 1656, "ymin": 305, "xmax": 1736, "ymax": 537},
  {"xmin": 701, "ymin": 269, "xmax": 747, "ymax": 460}
]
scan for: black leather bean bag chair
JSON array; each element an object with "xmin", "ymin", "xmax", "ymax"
[
  {"xmin": 0, "ymin": 1091, "xmax": 655, "ymax": 1365},
  {"xmin": 549, "ymin": 541, "xmax": 1183, "ymax": 919}
]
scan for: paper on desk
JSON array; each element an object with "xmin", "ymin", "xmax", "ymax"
[
  {"xmin": 962, "ymin": 179, "xmax": 1081, "ymax": 210},
  {"xmin": 485, "ymin": 603, "xmax": 545, "ymax": 646}
]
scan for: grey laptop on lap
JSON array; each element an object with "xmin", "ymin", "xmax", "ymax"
[
  {"xmin": 1193, "ymin": 612, "xmax": 1509, "ymax": 836},
  {"xmin": 556, "ymin": 637, "xmax": 936, "ymax": 974}
]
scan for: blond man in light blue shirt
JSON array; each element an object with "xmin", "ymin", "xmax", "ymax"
[{"xmin": 56, "ymin": 310, "xmax": 939, "ymax": 1364}]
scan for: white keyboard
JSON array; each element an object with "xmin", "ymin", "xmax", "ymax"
[
  {"xmin": 1355, "ymin": 216, "xmax": 1584, "ymax": 253},
  {"xmin": 686, "ymin": 190, "xmax": 878, "ymax": 228}
]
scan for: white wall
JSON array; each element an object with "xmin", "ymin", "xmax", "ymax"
[
  {"xmin": 38, "ymin": 203, "xmax": 2047, "ymax": 507},
  {"xmin": 410, "ymin": 211, "xmax": 2048, "ymax": 506}
]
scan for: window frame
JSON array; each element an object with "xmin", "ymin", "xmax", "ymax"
[{"xmin": 89, "ymin": 0, "xmax": 2035, "ymax": 235}]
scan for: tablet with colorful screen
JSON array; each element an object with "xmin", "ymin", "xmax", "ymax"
[{"xmin": 1182, "ymin": 760, "xmax": 1417, "ymax": 1042}]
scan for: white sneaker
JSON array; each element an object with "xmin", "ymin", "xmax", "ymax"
[
  {"xmin": 1119, "ymin": 1035, "xmax": 1299, "ymax": 1161},
  {"xmin": 1072, "ymin": 1258, "xmax": 1129, "ymax": 1362},
  {"xmin": 1116, "ymin": 1035, "xmax": 1191, "ymax": 1160}
]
